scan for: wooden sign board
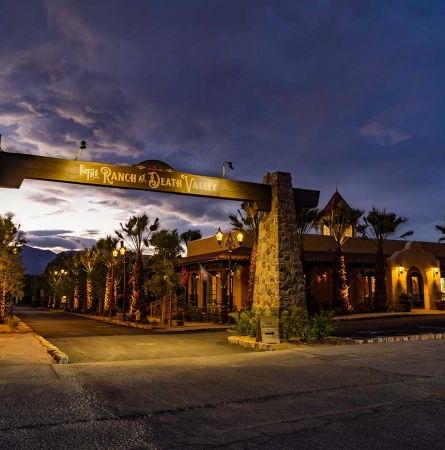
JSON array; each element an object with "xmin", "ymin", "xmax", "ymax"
[
  {"xmin": 0, "ymin": 151, "xmax": 319, "ymax": 212},
  {"xmin": 260, "ymin": 316, "xmax": 280, "ymax": 344},
  {"xmin": 0, "ymin": 152, "xmax": 272, "ymax": 211}
]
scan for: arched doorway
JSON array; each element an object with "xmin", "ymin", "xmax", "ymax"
[{"xmin": 407, "ymin": 269, "xmax": 424, "ymax": 308}]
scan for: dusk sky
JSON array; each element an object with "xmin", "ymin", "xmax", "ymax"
[{"xmin": 1, "ymin": 0, "xmax": 444, "ymax": 252}]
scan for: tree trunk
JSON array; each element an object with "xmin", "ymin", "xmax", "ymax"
[
  {"xmin": 332, "ymin": 246, "xmax": 351, "ymax": 311},
  {"xmin": 374, "ymin": 249, "xmax": 388, "ymax": 311},
  {"xmin": 73, "ymin": 281, "xmax": 80, "ymax": 311},
  {"xmin": 86, "ymin": 277, "xmax": 94, "ymax": 311},
  {"xmin": 0, "ymin": 285, "xmax": 5, "ymax": 324},
  {"xmin": 103, "ymin": 270, "xmax": 112, "ymax": 315},
  {"xmin": 246, "ymin": 243, "xmax": 257, "ymax": 310},
  {"xmin": 130, "ymin": 255, "xmax": 145, "ymax": 316}
]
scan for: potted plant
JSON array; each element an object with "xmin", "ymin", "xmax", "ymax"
[{"xmin": 399, "ymin": 293, "xmax": 413, "ymax": 312}]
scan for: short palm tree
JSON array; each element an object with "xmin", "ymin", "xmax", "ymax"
[
  {"xmin": 116, "ymin": 213, "xmax": 159, "ymax": 317},
  {"xmin": 97, "ymin": 236, "xmax": 119, "ymax": 315},
  {"xmin": 357, "ymin": 208, "xmax": 413, "ymax": 311},
  {"xmin": 228, "ymin": 207, "xmax": 260, "ymax": 310},
  {"xmin": 80, "ymin": 249, "xmax": 99, "ymax": 311},
  {"xmin": 321, "ymin": 206, "xmax": 362, "ymax": 311}
]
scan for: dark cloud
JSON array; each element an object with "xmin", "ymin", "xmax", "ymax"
[
  {"xmin": 1, "ymin": 0, "xmax": 445, "ymax": 244},
  {"xmin": 26, "ymin": 229, "xmax": 72, "ymax": 237},
  {"xmin": 27, "ymin": 193, "xmax": 68, "ymax": 206}
]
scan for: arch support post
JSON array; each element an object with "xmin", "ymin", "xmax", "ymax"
[{"xmin": 253, "ymin": 172, "xmax": 306, "ymax": 314}]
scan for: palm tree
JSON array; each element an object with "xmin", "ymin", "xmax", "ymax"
[
  {"xmin": 228, "ymin": 207, "xmax": 260, "ymax": 310},
  {"xmin": 70, "ymin": 254, "xmax": 82, "ymax": 312},
  {"xmin": 435, "ymin": 222, "xmax": 445, "ymax": 242},
  {"xmin": 79, "ymin": 249, "xmax": 99, "ymax": 312},
  {"xmin": 97, "ymin": 236, "xmax": 119, "ymax": 315},
  {"xmin": 357, "ymin": 208, "xmax": 413, "ymax": 311},
  {"xmin": 180, "ymin": 229, "xmax": 202, "ymax": 255},
  {"xmin": 321, "ymin": 206, "xmax": 362, "ymax": 311},
  {"xmin": 116, "ymin": 213, "xmax": 159, "ymax": 317},
  {"xmin": 296, "ymin": 208, "xmax": 320, "ymax": 312}
]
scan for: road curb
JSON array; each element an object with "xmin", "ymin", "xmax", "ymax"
[
  {"xmin": 228, "ymin": 336, "xmax": 276, "ymax": 351},
  {"xmin": 347, "ymin": 332, "xmax": 445, "ymax": 344},
  {"xmin": 229, "ymin": 332, "xmax": 445, "ymax": 350},
  {"xmin": 15, "ymin": 314, "xmax": 69, "ymax": 364},
  {"xmin": 33, "ymin": 335, "xmax": 69, "ymax": 364}
]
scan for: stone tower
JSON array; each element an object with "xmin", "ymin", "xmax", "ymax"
[{"xmin": 252, "ymin": 172, "xmax": 306, "ymax": 313}]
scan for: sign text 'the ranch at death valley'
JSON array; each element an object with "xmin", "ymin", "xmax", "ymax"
[{"xmin": 79, "ymin": 163, "xmax": 218, "ymax": 195}]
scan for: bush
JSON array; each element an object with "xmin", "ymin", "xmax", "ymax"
[
  {"xmin": 280, "ymin": 307, "xmax": 336, "ymax": 343},
  {"xmin": 399, "ymin": 293, "xmax": 413, "ymax": 312},
  {"xmin": 228, "ymin": 310, "xmax": 257, "ymax": 337},
  {"xmin": 310, "ymin": 311, "xmax": 336, "ymax": 341}
]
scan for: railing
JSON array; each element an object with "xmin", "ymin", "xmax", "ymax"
[{"xmin": 149, "ymin": 293, "xmax": 185, "ymax": 326}]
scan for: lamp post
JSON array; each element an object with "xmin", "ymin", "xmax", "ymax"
[
  {"xmin": 52, "ymin": 269, "xmax": 67, "ymax": 309},
  {"xmin": 119, "ymin": 241, "xmax": 127, "ymax": 321},
  {"xmin": 215, "ymin": 228, "xmax": 244, "ymax": 314},
  {"xmin": 110, "ymin": 248, "xmax": 118, "ymax": 318}
]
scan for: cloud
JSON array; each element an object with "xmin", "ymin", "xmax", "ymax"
[
  {"xmin": 27, "ymin": 193, "xmax": 68, "ymax": 206},
  {"xmin": 26, "ymin": 229, "xmax": 72, "ymax": 237},
  {"xmin": 1, "ymin": 0, "xmax": 445, "ymax": 245},
  {"xmin": 360, "ymin": 122, "xmax": 410, "ymax": 146}
]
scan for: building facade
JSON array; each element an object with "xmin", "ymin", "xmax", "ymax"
[{"xmin": 181, "ymin": 193, "xmax": 445, "ymax": 313}]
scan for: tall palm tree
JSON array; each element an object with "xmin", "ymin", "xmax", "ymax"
[
  {"xmin": 70, "ymin": 254, "xmax": 82, "ymax": 312},
  {"xmin": 97, "ymin": 236, "xmax": 119, "ymax": 315},
  {"xmin": 116, "ymin": 213, "xmax": 159, "ymax": 317},
  {"xmin": 357, "ymin": 208, "xmax": 413, "ymax": 311},
  {"xmin": 435, "ymin": 222, "xmax": 445, "ymax": 242},
  {"xmin": 321, "ymin": 206, "xmax": 362, "ymax": 311},
  {"xmin": 228, "ymin": 207, "xmax": 260, "ymax": 310},
  {"xmin": 79, "ymin": 248, "xmax": 99, "ymax": 312}
]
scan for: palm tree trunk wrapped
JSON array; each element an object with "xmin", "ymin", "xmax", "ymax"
[
  {"xmin": 73, "ymin": 281, "xmax": 80, "ymax": 311},
  {"xmin": 86, "ymin": 277, "xmax": 94, "ymax": 311}
]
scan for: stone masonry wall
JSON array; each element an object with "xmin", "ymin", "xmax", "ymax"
[{"xmin": 252, "ymin": 172, "xmax": 306, "ymax": 313}]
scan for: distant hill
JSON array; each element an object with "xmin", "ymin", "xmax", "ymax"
[{"xmin": 22, "ymin": 246, "xmax": 57, "ymax": 275}]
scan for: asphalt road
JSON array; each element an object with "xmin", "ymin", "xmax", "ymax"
[
  {"xmin": 15, "ymin": 307, "xmax": 253, "ymax": 363},
  {"xmin": 2, "ymin": 325, "xmax": 445, "ymax": 449},
  {"xmin": 333, "ymin": 314, "xmax": 445, "ymax": 338}
]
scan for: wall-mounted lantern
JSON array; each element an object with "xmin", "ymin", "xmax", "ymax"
[
  {"xmin": 398, "ymin": 266, "xmax": 404, "ymax": 277},
  {"xmin": 434, "ymin": 267, "xmax": 440, "ymax": 278}
]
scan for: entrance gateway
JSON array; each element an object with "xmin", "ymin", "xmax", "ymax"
[{"xmin": 0, "ymin": 151, "xmax": 319, "ymax": 311}]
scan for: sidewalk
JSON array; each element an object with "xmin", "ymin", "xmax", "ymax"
[{"xmin": 0, "ymin": 318, "xmax": 54, "ymax": 365}]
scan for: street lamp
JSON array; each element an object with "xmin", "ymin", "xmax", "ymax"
[
  {"xmin": 119, "ymin": 241, "xmax": 127, "ymax": 321},
  {"xmin": 52, "ymin": 269, "xmax": 68, "ymax": 309},
  {"xmin": 215, "ymin": 228, "xmax": 244, "ymax": 313}
]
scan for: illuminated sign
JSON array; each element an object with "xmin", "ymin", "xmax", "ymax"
[{"xmin": 0, "ymin": 152, "xmax": 272, "ymax": 210}]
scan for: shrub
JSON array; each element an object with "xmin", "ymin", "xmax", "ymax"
[
  {"xmin": 309, "ymin": 310, "xmax": 336, "ymax": 341},
  {"xmin": 399, "ymin": 293, "xmax": 413, "ymax": 312},
  {"xmin": 7, "ymin": 317, "xmax": 19, "ymax": 330},
  {"xmin": 280, "ymin": 307, "xmax": 336, "ymax": 343},
  {"xmin": 229, "ymin": 310, "xmax": 257, "ymax": 337}
]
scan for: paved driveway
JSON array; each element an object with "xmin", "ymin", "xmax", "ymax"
[
  {"xmin": 15, "ymin": 307, "xmax": 253, "ymax": 363},
  {"xmin": 334, "ymin": 314, "xmax": 445, "ymax": 338}
]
